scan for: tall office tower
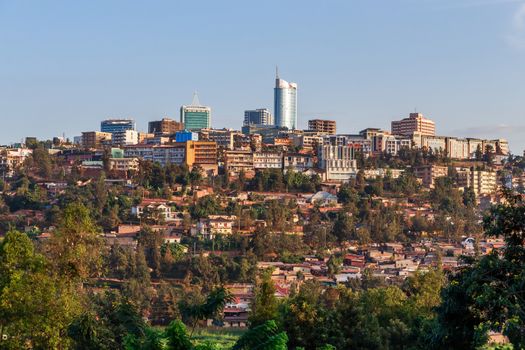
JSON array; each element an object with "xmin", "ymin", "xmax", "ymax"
[
  {"xmin": 180, "ymin": 93, "xmax": 211, "ymax": 131},
  {"xmin": 308, "ymin": 119, "xmax": 336, "ymax": 134},
  {"xmin": 244, "ymin": 108, "xmax": 273, "ymax": 126},
  {"xmin": 274, "ymin": 70, "xmax": 297, "ymax": 130},
  {"xmin": 148, "ymin": 118, "xmax": 184, "ymax": 135},
  {"xmin": 101, "ymin": 119, "xmax": 136, "ymax": 133},
  {"xmin": 391, "ymin": 112, "xmax": 435, "ymax": 136}
]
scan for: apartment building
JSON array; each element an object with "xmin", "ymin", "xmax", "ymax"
[
  {"xmin": 415, "ymin": 165, "xmax": 448, "ymax": 188},
  {"xmin": 308, "ymin": 119, "xmax": 336, "ymax": 135},
  {"xmin": 392, "ymin": 113, "xmax": 435, "ymax": 136},
  {"xmin": 199, "ymin": 128, "xmax": 241, "ymax": 150},
  {"xmin": 111, "ymin": 130, "xmax": 138, "ymax": 146},
  {"xmin": 109, "ymin": 157, "xmax": 140, "ymax": 172},
  {"xmin": 124, "ymin": 144, "xmax": 186, "ymax": 166},
  {"xmin": 224, "ymin": 150, "xmax": 254, "ymax": 177},
  {"xmin": 253, "ymin": 152, "xmax": 283, "ymax": 169},
  {"xmin": 185, "ymin": 141, "xmax": 218, "ymax": 175},
  {"xmin": 81, "ymin": 131, "xmax": 112, "ymax": 149},
  {"xmin": 455, "ymin": 167, "xmax": 498, "ymax": 196},
  {"xmin": 284, "ymin": 153, "xmax": 314, "ymax": 173}
]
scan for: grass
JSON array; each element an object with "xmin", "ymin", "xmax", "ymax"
[{"xmin": 191, "ymin": 328, "xmax": 246, "ymax": 348}]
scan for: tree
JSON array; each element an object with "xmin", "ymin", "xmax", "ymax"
[
  {"xmin": 249, "ymin": 269, "xmax": 279, "ymax": 327},
  {"xmin": 431, "ymin": 190, "xmax": 525, "ymax": 349},
  {"xmin": 0, "ymin": 230, "xmax": 80, "ymax": 349},
  {"xmin": 179, "ymin": 287, "xmax": 234, "ymax": 336},
  {"xmin": 233, "ymin": 320, "xmax": 288, "ymax": 350},
  {"xmin": 45, "ymin": 202, "xmax": 103, "ymax": 281}
]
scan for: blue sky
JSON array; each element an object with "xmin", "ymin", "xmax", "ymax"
[{"xmin": 1, "ymin": 0, "xmax": 525, "ymax": 152}]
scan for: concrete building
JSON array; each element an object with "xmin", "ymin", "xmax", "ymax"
[
  {"xmin": 308, "ymin": 119, "xmax": 336, "ymax": 135},
  {"xmin": 274, "ymin": 72, "xmax": 297, "ymax": 130},
  {"xmin": 124, "ymin": 144, "xmax": 186, "ymax": 166},
  {"xmin": 392, "ymin": 113, "xmax": 435, "ymax": 136},
  {"xmin": 318, "ymin": 144, "xmax": 358, "ymax": 182},
  {"xmin": 124, "ymin": 141, "xmax": 217, "ymax": 174},
  {"xmin": 81, "ymin": 131, "xmax": 112, "ymax": 149},
  {"xmin": 185, "ymin": 141, "xmax": 218, "ymax": 175},
  {"xmin": 455, "ymin": 167, "xmax": 498, "ymax": 196},
  {"xmin": 284, "ymin": 153, "xmax": 314, "ymax": 173},
  {"xmin": 323, "ymin": 135, "xmax": 373, "ymax": 156},
  {"xmin": 111, "ymin": 130, "xmax": 138, "ymax": 146},
  {"xmin": 101, "ymin": 119, "xmax": 136, "ymax": 133},
  {"xmin": 109, "ymin": 157, "xmax": 140, "ymax": 172},
  {"xmin": 224, "ymin": 150, "xmax": 254, "ymax": 177},
  {"xmin": 199, "ymin": 128, "xmax": 241, "ymax": 150},
  {"xmin": 253, "ymin": 152, "xmax": 283, "ymax": 169},
  {"xmin": 415, "ymin": 165, "xmax": 448, "ymax": 188},
  {"xmin": 148, "ymin": 118, "xmax": 184, "ymax": 135},
  {"xmin": 244, "ymin": 109, "xmax": 273, "ymax": 126}
]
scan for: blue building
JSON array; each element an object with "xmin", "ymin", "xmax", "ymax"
[
  {"xmin": 175, "ymin": 130, "xmax": 199, "ymax": 142},
  {"xmin": 101, "ymin": 119, "xmax": 136, "ymax": 134}
]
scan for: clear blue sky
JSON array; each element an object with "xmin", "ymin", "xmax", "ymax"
[{"xmin": 1, "ymin": 0, "xmax": 525, "ymax": 152}]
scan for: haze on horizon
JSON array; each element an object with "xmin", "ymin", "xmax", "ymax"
[{"xmin": 1, "ymin": 0, "xmax": 524, "ymax": 152}]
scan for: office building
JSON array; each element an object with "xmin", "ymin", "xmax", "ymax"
[
  {"xmin": 391, "ymin": 113, "xmax": 435, "ymax": 136},
  {"xmin": 244, "ymin": 109, "xmax": 273, "ymax": 126},
  {"xmin": 224, "ymin": 150, "xmax": 254, "ymax": 177},
  {"xmin": 101, "ymin": 119, "xmax": 136, "ymax": 134},
  {"xmin": 148, "ymin": 118, "xmax": 184, "ymax": 135},
  {"xmin": 180, "ymin": 94, "xmax": 211, "ymax": 131},
  {"xmin": 308, "ymin": 119, "xmax": 336, "ymax": 135},
  {"xmin": 253, "ymin": 152, "xmax": 283, "ymax": 169},
  {"xmin": 274, "ymin": 72, "xmax": 297, "ymax": 129}
]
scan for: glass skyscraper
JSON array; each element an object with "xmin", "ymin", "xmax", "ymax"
[
  {"xmin": 274, "ymin": 75, "xmax": 297, "ymax": 130},
  {"xmin": 180, "ymin": 105, "xmax": 211, "ymax": 131}
]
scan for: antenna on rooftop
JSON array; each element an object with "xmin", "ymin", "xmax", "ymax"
[
  {"xmin": 276, "ymin": 65, "xmax": 279, "ymax": 79},
  {"xmin": 192, "ymin": 91, "xmax": 201, "ymax": 106}
]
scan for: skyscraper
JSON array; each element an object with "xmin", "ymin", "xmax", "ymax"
[
  {"xmin": 244, "ymin": 108, "xmax": 273, "ymax": 126},
  {"xmin": 274, "ymin": 71, "xmax": 297, "ymax": 130},
  {"xmin": 180, "ymin": 93, "xmax": 211, "ymax": 131}
]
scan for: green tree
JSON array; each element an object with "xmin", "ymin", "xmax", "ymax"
[
  {"xmin": 249, "ymin": 269, "xmax": 279, "ymax": 327},
  {"xmin": 0, "ymin": 230, "xmax": 80, "ymax": 349}
]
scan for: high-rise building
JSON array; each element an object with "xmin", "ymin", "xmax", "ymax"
[
  {"xmin": 308, "ymin": 119, "xmax": 336, "ymax": 134},
  {"xmin": 148, "ymin": 118, "xmax": 184, "ymax": 135},
  {"xmin": 274, "ymin": 71, "xmax": 297, "ymax": 130},
  {"xmin": 244, "ymin": 108, "xmax": 273, "ymax": 126},
  {"xmin": 391, "ymin": 113, "xmax": 435, "ymax": 136},
  {"xmin": 101, "ymin": 119, "xmax": 136, "ymax": 134},
  {"xmin": 180, "ymin": 94, "xmax": 211, "ymax": 131}
]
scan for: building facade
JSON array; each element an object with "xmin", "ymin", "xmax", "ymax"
[
  {"xmin": 391, "ymin": 113, "xmax": 435, "ymax": 136},
  {"xmin": 308, "ymin": 119, "xmax": 336, "ymax": 135},
  {"xmin": 101, "ymin": 119, "xmax": 136, "ymax": 134},
  {"xmin": 148, "ymin": 118, "xmax": 184, "ymax": 135},
  {"xmin": 318, "ymin": 145, "xmax": 358, "ymax": 182},
  {"xmin": 274, "ymin": 75, "xmax": 297, "ymax": 130},
  {"xmin": 244, "ymin": 109, "xmax": 273, "ymax": 126},
  {"xmin": 81, "ymin": 131, "xmax": 112, "ymax": 149},
  {"xmin": 180, "ymin": 105, "xmax": 211, "ymax": 131},
  {"xmin": 112, "ymin": 130, "xmax": 139, "ymax": 146}
]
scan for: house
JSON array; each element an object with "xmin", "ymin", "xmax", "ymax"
[
  {"xmin": 131, "ymin": 199, "xmax": 177, "ymax": 222},
  {"xmin": 194, "ymin": 215, "xmax": 237, "ymax": 238}
]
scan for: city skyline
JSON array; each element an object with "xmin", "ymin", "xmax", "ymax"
[{"xmin": 1, "ymin": 0, "xmax": 525, "ymax": 152}]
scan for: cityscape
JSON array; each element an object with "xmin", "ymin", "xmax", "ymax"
[{"xmin": 1, "ymin": 1, "xmax": 525, "ymax": 350}]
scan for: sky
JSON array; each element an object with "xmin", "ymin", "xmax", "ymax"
[{"xmin": 1, "ymin": 0, "xmax": 525, "ymax": 152}]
